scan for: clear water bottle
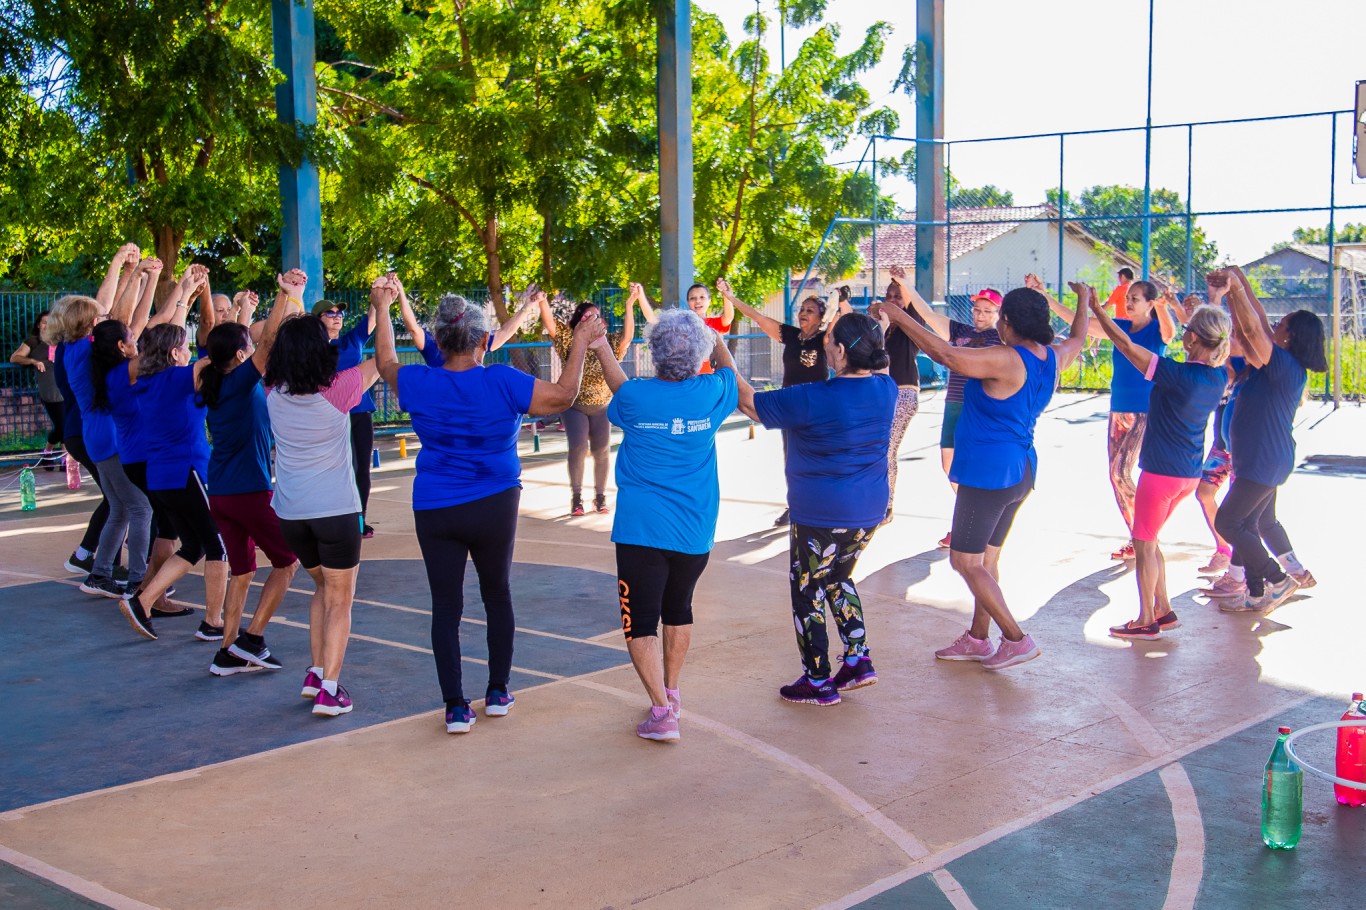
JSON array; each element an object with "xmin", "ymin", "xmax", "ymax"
[
  {"xmin": 65, "ymin": 452, "xmax": 81, "ymax": 489},
  {"xmin": 20, "ymin": 465, "xmax": 36, "ymax": 511},
  {"xmin": 1262, "ymin": 725, "xmax": 1303, "ymax": 849},
  {"xmin": 1336, "ymin": 693, "xmax": 1366, "ymax": 807}
]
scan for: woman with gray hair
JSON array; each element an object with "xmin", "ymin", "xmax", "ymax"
[
  {"xmin": 379, "ymin": 293, "xmax": 607, "ymax": 734},
  {"xmin": 594, "ymin": 308, "xmax": 743, "ymax": 742}
]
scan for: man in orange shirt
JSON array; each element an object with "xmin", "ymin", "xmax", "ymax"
[{"xmin": 1104, "ymin": 267, "xmax": 1135, "ymax": 318}]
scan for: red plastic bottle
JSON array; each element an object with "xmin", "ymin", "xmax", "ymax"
[{"xmin": 1336, "ymin": 692, "xmax": 1366, "ymax": 807}]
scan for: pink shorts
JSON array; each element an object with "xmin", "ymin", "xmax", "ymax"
[{"xmin": 1132, "ymin": 472, "xmax": 1200, "ymax": 542}]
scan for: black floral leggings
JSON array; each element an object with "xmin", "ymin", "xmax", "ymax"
[{"xmin": 788, "ymin": 523, "xmax": 878, "ymax": 680}]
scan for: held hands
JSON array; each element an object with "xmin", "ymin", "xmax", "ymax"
[
  {"xmin": 888, "ymin": 264, "xmax": 908, "ymax": 282},
  {"xmin": 368, "ymin": 273, "xmax": 398, "ymax": 307},
  {"xmin": 116, "ymin": 243, "xmax": 140, "ymax": 270},
  {"xmin": 137, "ymin": 256, "xmax": 163, "ymax": 276},
  {"xmin": 234, "ymin": 290, "xmax": 260, "ymax": 312},
  {"xmin": 572, "ymin": 312, "xmax": 608, "ymax": 348},
  {"xmin": 627, "ymin": 281, "xmax": 645, "ymax": 303},
  {"xmin": 277, "ymin": 269, "xmax": 308, "ymax": 300},
  {"xmin": 1024, "ymin": 273, "xmax": 1044, "ymax": 292},
  {"xmin": 1070, "ymin": 282, "xmax": 1101, "ymax": 317},
  {"xmin": 714, "ymin": 277, "xmax": 735, "ymax": 300}
]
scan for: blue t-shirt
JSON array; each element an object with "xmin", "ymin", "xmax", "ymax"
[
  {"xmin": 206, "ymin": 361, "xmax": 273, "ymax": 495},
  {"xmin": 1219, "ymin": 357, "xmax": 1247, "ymax": 447},
  {"xmin": 54, "ymin": 342, "xmax": 83, "ymax": 441},
  {"xmin": 105, "ymin": 361, "xmax": 148, "ymax": 464},
  {"xmin": 951, "ymin": 346, "xmax": 1057, "ymax": 490},
  {"xmin": 1109, "ymin": 318, "xmax": 1166, "ymax": 414},
  {"xmin": 609, "ymin": 369, "xmax": 740, "ymax": 554},
  {"xmin": 1140, "ymin": 358, "xmax": 1227, "ymax": 478},
  {"xmin": 1229, "ymin": 346, "xmax": 1306, "ymax": 487},
  {"xmin": 136, "ymin": 366, "xmax": 210, "ymax": 491},
  {"xmin": 754, "ymin": 374, "xmax": 897, "ymax": 528},
  {"xmin": 64, "ymin": 338, "xmax": 118, "ymax": 462},
  {"xmin": 398, "ymin": 363, "xmax": 536, "ymax": 509},
  {"xmin": 332, "ymin": 319, "xmax": 376, "ymax": 414},
  {"xmin": 421, "ymin": 331, "xmax": 445, "ymax": 368}
]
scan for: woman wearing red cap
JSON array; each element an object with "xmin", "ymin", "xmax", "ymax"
[{"xmin": 882, "ymin": 267, "xmax": 1002, "ymax": 543}]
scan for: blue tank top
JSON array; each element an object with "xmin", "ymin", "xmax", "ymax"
[
  {"xmin": 1109, "ymin": 318, "xmax": 1165, "ymax": 413},
  {"xmin": 949, "ymin": 346, "xmax": 1057, "ymax": 491}
]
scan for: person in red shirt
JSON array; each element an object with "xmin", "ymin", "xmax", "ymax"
[
  {"xmin": 1105, "ymin": 268, "xmax": 1135, "ymax": 319},
  {"xmin": 687, "ymin": 283, "xmax": 733, "ymax": 375}
]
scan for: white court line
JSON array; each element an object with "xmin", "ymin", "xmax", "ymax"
[
  {"xmin": 817, "ymin": 692, "xmax": 1311, "ymax": 910},
  {"xmin": 1159, "ymin": 764, "xmax": 1205, "ymax": 910},
  {"xmin": 0, "ymin": 844, "xmax": 159, "ymax": 910},
  {"xmin": 569, "ymin": 677, "xmax": 978, "ymax": 910}
]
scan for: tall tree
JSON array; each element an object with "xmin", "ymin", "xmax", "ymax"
[{"xmin": 1047, "ymin": 184, "xmax": 1218, "ymax": 280}]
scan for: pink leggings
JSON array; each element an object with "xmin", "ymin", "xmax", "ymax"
[{"xmin": 1132, "ymin": 472, "xmax": 1199, "ymax": 542}]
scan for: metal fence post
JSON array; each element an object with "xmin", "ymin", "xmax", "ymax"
[
  {"xmin": 1057, "ymin": 133, "xmax": 1066, "ymax": 304},
  {"xmin": 1329, "ymin": 111, "xmax": 1340, "ymax": 406},
  {"xmin": 1185, "ymin": 124, "xmax": 1194, "ymax": 294}
]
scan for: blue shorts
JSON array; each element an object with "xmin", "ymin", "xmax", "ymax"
[{"xmin": 941, "ymin": 400, "xmax": 964, "ymax": 448}]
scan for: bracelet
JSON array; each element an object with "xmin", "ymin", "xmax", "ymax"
[
  {"xmin": 175, "ymin": 302, "xmax": 186, "ymax": 308},
  {"xmin": 286, "ymin": 296, "xmax": 303, "ymax": 307}
]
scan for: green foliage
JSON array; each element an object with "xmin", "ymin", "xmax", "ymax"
[
  {"xmin": 1046, "ymin": 184, "xmax": 1218, "ymax": 281},
  {"xmin": 1289, "ymin": 223, "xmax": 1366, "ymax": 245}
]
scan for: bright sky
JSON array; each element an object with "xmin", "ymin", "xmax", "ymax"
[{"xmin": 700, "ymin": 0, "xmax": 1366, "ymax": 266}]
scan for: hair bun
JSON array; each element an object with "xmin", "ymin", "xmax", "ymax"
[{"xmin": 868, "ymin": 350, "xmax": 891, "ymax": 371}]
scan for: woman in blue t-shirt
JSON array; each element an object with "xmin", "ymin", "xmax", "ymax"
[
  {"xmin": 1034, "ymin": 273, "xmax": 1178, "ymax": 561},
  {"xmin": 1090, "ymin": 302, "xmax": 1232, "ymax": 640},
  {"xmin": 599, "ymin": 309, "xmax": 741, "ymax": 742},
  {"xmin": 197, "ymin": 271, "xmax": 305, "ymax": 677},
  {"xmin": 886, "ymin": 285, "xmax": 1091, "ymax": 671},
  {"xmin": 739, "ymin": 313, "xmax": 897, "ymax": 706},
  {"xmin": 1213, "ymin": 267, "xmax": 1327, "ymax": 614},
  {"xmin": 380, "ymin": 292, "xmax": 605, "ymax": 734}
]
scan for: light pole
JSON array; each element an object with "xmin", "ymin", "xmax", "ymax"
[{"xmin": 1140, "ymin": 0, "xmax": 1155, "ymax": 280}]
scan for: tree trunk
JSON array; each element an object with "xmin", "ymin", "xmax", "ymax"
[
  {"xmin": 153, "ymin": 224, "xmax": 184, "ymax": 304},
  {"xmin": 483, "ymin": 216, "xmax": 508, "ymax": 319}
]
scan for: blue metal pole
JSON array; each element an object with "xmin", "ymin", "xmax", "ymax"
[
  {"xmin": 658, "ymin": 1, "xmax": 694, "ymax": 308},
  {"xmin": 915, "ymin": 0, "xmax": 946, "ymax": 304},
  {"xmin": 271, "ymin": 0, "xmax": 324, "ymax": 305},
  {"xmin": 1185, "ymin": 124, "xmax": 1194, "ymax": 294},
  {"xmin": 1328, "ymin": 111, "xmax": 1339, "ymax": 404},
  {"xmin": 1140, "ymin": 0, "xmax": 1155, "ymax": 279},
  {"xmin": 1057, "ymin": 134, "xmax": 1065, "ymax": 303},
  {"xmin": 871, "ymin": 137, "xmax": 878, "ymax": 303}
]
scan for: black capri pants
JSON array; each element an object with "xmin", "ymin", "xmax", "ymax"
[
  {"xmin": 616, "ymin": 543, "xmax": 710, "ymax": 641},
  {"xmin": 951, "ymin": 465, "xmax": 1034, "ymax": 555},
  {"xmin": 279, "ymin": 512, "xmax": 363, "ymax": 571},
  {"xmin": 123, "ymin": 460, "xmax": 177, "ymax": 543},
  {"xmin": 149, "ymin": 470, "xmax": 226, "ymax": 566}
]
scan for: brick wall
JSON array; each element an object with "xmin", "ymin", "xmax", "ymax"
[{"xmin": 0, "ymin": 388, "xmax": 49, "ymax": 441}]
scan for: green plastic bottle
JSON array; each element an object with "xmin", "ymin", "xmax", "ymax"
[
  {"xmin": 20, "ymin": 465, "xmax": 36, "ymax": 511},
  {"xmin": 1262, "ymin": 725, "xmax": 1303, "ymax": 849}
]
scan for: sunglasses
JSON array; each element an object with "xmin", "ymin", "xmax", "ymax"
[{"xmin": 320, "ymin": 309, "xmax": 344, "ymax": 318}]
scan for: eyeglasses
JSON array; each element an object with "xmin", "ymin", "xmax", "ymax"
[{"xmin": 321, "ymin": 310, "xmax": 344, "ymax": 318}]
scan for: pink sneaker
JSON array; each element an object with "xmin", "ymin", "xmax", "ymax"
[
  {"xmin": 1289, "ymin": 569, "xmax": 1316, "ymax": 590},
  {"xmin": 312, "ymin": 684, "xmax": 353, "ymax": 717},
  {"xmin": 636, "ymin": 706, "xmax": 679, "ymax": 742},
  {"xmin": 300, "ymin": 669, "xmax": 322, "ymax": 699},
  {"xmin": 935, "ymin": 630, "xmax": 994, "ymax": 661},
  {"xmin": 1200, "ymin": 573, "xmax": 1246, "ymax": 598},
  {"xmin": 1199, "ymin": 550, "xmax": 1232, "ymax": 574},
  {"xmin": 665, "ymin": 688, "xmax": 681, "ymax": 718},
  {"xmin": 982, "ymin": 634, "xmax": 1041, "ymax": 671}
]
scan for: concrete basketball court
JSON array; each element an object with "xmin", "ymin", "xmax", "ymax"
[{"xmin": 1, "ymin": 391, "xmax": 1363, "ymax": 909}]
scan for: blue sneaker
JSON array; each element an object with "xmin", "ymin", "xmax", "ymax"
[
  {"xmin": 446, "ymin": 701, "xmax": 476, "ymax": 733},
  {"xmin": 485, "ymin": 689, "xmax": 514, "ymax": 717}
]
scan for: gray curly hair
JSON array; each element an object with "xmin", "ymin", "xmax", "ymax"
[
  {"xmin": 648, "ymin": 308, "xmax": 715, "ymax": 381},
  {"xmin": 433, "ymin": 294, "xmax": 493, "ymax": 355}
]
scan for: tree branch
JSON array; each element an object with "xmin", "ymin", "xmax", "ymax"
[
  {"xmin": 405, "ymin": 173, "xmax": 481, "ymax": 235},
  {"xmin": 317, "ymin": 85, "xmax": 407, "ymax": 122}
]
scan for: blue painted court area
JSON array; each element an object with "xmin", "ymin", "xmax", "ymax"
[
  {"xmin": 857, "ymin": 699, "xmax": 1366, "ymax": 910},
  {"xmin": 0, "ymin": 561, "xmax": 625, "ymax": 813}
]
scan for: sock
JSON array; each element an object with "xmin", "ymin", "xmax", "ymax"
[
  {"xmin": 844, "ymin": 654, "xmax": 863, "ymax": 667},
  {"xmin": 807, "ymin": 676, "xmax": 829, "ymax": 688},
  {"xmin": 1227, "ymin": 565, "xmax": 1246, "ymax": 582},
  {"xmin": 650, "ymin": 705, "xmax": 671, "ymax": 720},
  {"xmin": 1276, "ymin": 552, "xmax": 1305, "ymax": 574},
  {"xmin": 309, "ymin": 665, "xmax": 324, "ymax": 677},
  {"xmin": 322, "ymin": 679, "xmax": 338, "ymax": 696},
  {"xmin": 75, "ymin": 546, "xmax": 92, "ymax": 560},
  {"xmin": 664, "ymin": 687, "xmax": 680, "ymax": 702}
]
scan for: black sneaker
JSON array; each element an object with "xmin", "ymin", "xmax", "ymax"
[
  {"xmin": 112, "ymin": 564, "xmax": 128, "ymax": 582},
  {"xmin": 195, "ymin": 621, "xmax": 225, "ymax": 642},
  {"xmin": 150, "ymin": 605, "xmax": 194, "ymax": 618},
  {"xmin": 209, "ymin": 648, "xmax": 263, "ymax": 677},
  {"xmin": 64, "ymin": 551, "xmax": 93, "ymax": 574},
  {"xmin": 774, "ymin": 508, "xmax": 791, "ymax": 527},
  {"xmin": 80, "ymin": 574, "xmax": 128, "ymax": 600},
  {"xmin": 119, "ymin": 595, "xmax": 157, "ymax": 640},
  {"xmin": 228, "ymin": 632, "xmax": 282, "ymax": 669}
]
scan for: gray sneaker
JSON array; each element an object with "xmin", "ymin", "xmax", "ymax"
[{"xmin": 1222, "ymin": 575, "xmax": 1299, "ymax": 613}]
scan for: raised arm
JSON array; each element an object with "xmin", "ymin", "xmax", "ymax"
[
  {"xmin": 392, "ymin": 272, "xmax": 426, "ymax": 350},
  {"xmin": 490, "ymin": 287, "xmax": 541, "ymax": 352},
  {"xmin": 108, "ymin": 251, "xmax": 143, "ymax": 325},
  {"xmin": 593, "ymin": 335, "xmax": 628, "ymax": 394},
  {"xmin": 251, "ymin": 272, "xmax": 304, "ymax": 374},
  {"xmin": 1222, "ymin": 270, "xmax": 1274, "ymax": 368},
  {"xmin": 615, "ymin": 289, "xmax": 635, "ymax": 361},
  {"xmin": 528, "ymin": 313, "xmax": 605, "ymax": 416},
  {"xmin": 1153, "ymin": 287, "xmax": 1178, "ymax": 345},
  {"xmin": 633, "ymin": 284, "xmax": 659, "ymax": 325},
  {"xmin": 96, "ymin": 244, "xmax": 140, "ymax": 314},
  {"xmin": 717, "ymin": 284, "xmax": 734, "ymax": 329},
  {"xmin": 717, "ymin": 278, "xmax": 781, "ymax": 342},
  {"xmin": 369, "ymin": 276, "xmax": 401, "ymax": 390},
  {"xmin": 1025, "ymin": 272, "xmax": 1106, "ymax": 340},
  {"xmin": 1054, "ymin": 282, "xmax": 1093, "ymax": 372},
  {"xmin": 194, "ymin": 270, "xmax": 218, "ymax": 349},
  {"xmin": 712, "ymin": 330, "xmax": 757, "ymax": 420},
  {"xmin": 888, "ymin": 264, "xmax": 949, "ymax": 337},
  {"xmin": 536, "ymin": 292, "xmax": 559, "ymax": 339},
  {"xmin": 1229, "ymin": 265, "xmax": 1274, "ymax": 338},
  {"xmin": 1085, "ymin": 285, "xmax": 1153, "ymax": 375},
  {"xmin": 882, "ymin": 297, "xmax": 1022, "ymax": 380},
  {"xmin": 127, "ymin": 258, "xmax": 163, "ymax": 337}
]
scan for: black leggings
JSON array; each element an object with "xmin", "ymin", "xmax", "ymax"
[
  {"xmin": 64, "ymin": 434, "xmax": 111, "ymax": 555},
  {"xmin": 563, "ymin": 404, "xmax": 610, "ymax": 496},
  {"xmin": 42, "ymin": 400, "xmax": 63, "ymax": 447},
  {"xmin": 124, "ymin": 461, "xmax": 176, "ymax": 544},
  {"xmin": 149, "ymin": 470, "xmax": 226, "ymax": 566},
  {"xmin": 413, "ymin": 487, "xmax": 520, "ymax": 705},
  {"xmin": 1214, "ymin": 478, "xmax": 1289, "ymax": 596},
  {"xmin": 951, "ymin": 465, "xmax": 1034, "ymax": 555},
  {"xmin": 350, "ymin": 412, "xmax": 373, "ymax": 519}
]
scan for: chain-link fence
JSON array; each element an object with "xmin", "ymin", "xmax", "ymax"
[{"xmin": 801, "ymin": 110, "xmax": 1366, "ymax": 399}]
